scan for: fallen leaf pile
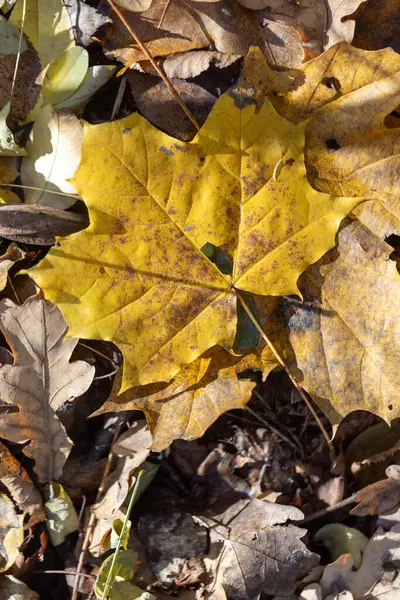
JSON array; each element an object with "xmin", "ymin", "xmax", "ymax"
[{"xmin": 0, "ymin": 0, "xmax": 399, "ymax": 598}]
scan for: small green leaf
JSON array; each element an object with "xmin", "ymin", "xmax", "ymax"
[
  {"xmin": 44, "ymin": 482, "xmax": 79, "ymax": 546},
  {"xmin": 95, "ymin": 549, "xmax": 138, "ymax": 599},
  {"xmin": 110, "ymin": 519, "xmax": 131, "ymax": 551},
  {"xmin": 315, "ymin": 523, "xmax": 369, "ymax": 568},
  {"xmin": 43, "ymin": 47, "xmax": 88, "ymax": 105}
]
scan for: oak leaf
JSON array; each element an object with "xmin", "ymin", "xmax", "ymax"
[
  {"xmin": 0, "ymin": 494, "xmax": 24, "ymax": 573},
  {"xmin": 203, "ymin": 497, "xmax": 319, "ymax": 599},
  {"xmin": 93, "ymin": 346, "xmax": 276, "ymax": 451},
  {"xmin": 29, "ymin": 48, "xmax": 361, "ymax": 393},
  {"xmin": 287, "ymin": 222, "xmax": 400, "ymax": 426},
  {"xmin": 0, "ymin": 297, "xmax": 95, "ymax": 482}
]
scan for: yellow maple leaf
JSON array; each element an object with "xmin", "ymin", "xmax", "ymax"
[{"xmin": 29, "ymin": 48, "xmax": 360, "ymax": 392}]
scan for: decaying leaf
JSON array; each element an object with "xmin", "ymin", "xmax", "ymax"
[
  {"xmin": 203, "ymin": 497, "xmax": 319, "ymax": 599},
  {"xmin": 65, "ymin": 0, "xmax": 111, "ymax": 47},
  {"xmin": 93, "ymin": 346, "xmax": 276, "ymax": 451},
  {"xmin": 0, "ymin": 157, "xmax": 20, "ymax": 203},
  {"xmin": 22, "ymin": 104, "xmax": 83, "ymax": 209},
  {"xmin": 10, "ymin": 0, "xmax": 75, "ymax": 71},
  {"xmin": 0, "ymin": 204, "xmax": 88, "ymax": 245},
  {"xmin": 29, "ymin": 48, "xmax": 360, "ymax": 393},
  {"xmin": 0, "ymin": 17, "xmax": 41, "ymax": 123},
  {"xmin": 0, "ymin": 441, "xmax": 45, "ymax": 526},
  {"xmin": 0, "ymin": 575, "xmax": 39, "ymax": 599},
  {"xmin": 0, "ymin": 494, "xmax": 24, "ymax": 573},
  {"xmin": 0, "ymin": 297, "xmax": 95, "ymax": 482},
  {"xmin": 350, "ymin": 467, "xmax": 400, "ymax": 517},
  {"xmin": 92, "ymin": 422, "xmax": 152, "ymax": 520},
  {"xmin": 0, "ymin": 244, "xmax": 25, "ymax": 292},
  {"xmin": 287, "ymin": 222, "xmax": 400, "ymax": 425},
  {"xmin": 94, "ymin": 549, "xmax": 138, "ymax": 600},
  {"xmin": 352, "ymin": 0, "xmax": 400, "ymax": 54},
  {"xmin": 128, "ymin": 72, "xmax": 217, "ymax": 141},
  {"xmin": 44, "ymin": 482, "xmax": 79, "ymax": 546}
]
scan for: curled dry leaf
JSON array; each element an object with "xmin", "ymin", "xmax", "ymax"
[
  {"xmin": 237, "ymin": 0, "xmax": 363, "ymax": 58},
  {"xmin": 0, "ymin": 297, "xmax": 95, "ymax": 482},
  {"xmin": 0, "ymin": 494, "xmax": 24, "ymax": 573},
  {"xmin": 203, "ymin": 497, "xmax": 319, "ymax": 599},
  {"xmin": 158, "ymin": 51, "xmax": 241, "ymax": 80},
  {"xmin": 0, "ymin": 204, "xmax": 88, "ymax": 245},
  {"xmin": 29, "ymin": 48, "xmax": 360, "ymax": 393},
  {"xmin": 93, "ymin": 346, "xmax": 276, "ymax": 451},
  {"xmin": 288, "ymin": 222, "xmax": 400, "ymax": 426},
  {"xmin": 0, "ymin": 243, "xmax": 25, "ymax": 292},
  {"xmin": 0, "ymin": 441, "xmax": 45, "ymax": 526},
  {"xmin": 22, "ymin": 104, "xmax": 83, "ymax": 209},
  {"xmin": 350, "ymin": 467, "xmax": 400, "ymax": 517},
  {"xmin": 92, "ymin": 422, "xmax": 152, "ymax": 520}
]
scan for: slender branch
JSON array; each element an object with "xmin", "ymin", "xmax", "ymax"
[
  {"xmin": 0, "ymin": 183, "xmax": 79, "ymax": 199},
  {"xmin": 236, "ymin": 291, "xmax": 335, "ymax": 460},
  {"xmin": 157, "ymin": 0, "xmax": 172, "ymax": 28},
  {"xmin": 105, "ymin": 0, "xmax": 200, "ymax": 132}
]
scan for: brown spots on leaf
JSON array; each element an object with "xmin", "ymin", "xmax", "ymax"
[
  {"xmin": 99, "ymin": 267, "xmax": 105, "ymax": 274},
  {"xmin": 159, "ymin": 146, "xmax": 174, "ymax": 156}
]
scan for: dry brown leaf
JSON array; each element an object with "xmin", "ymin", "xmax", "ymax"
[
  {"xmin": 159, "ymin": 51, "xmax": 241, "ymax": 80},
  {"xmin": 104, "ymin": 0, "xmax": 302, "ymax": 69},
  {"xmin": 93, "ymin": 346, "xmax": 277, "ymax": 452},
  {"xmin": 288, "ymin": 222, "xmax": 400, "ymax": 427},
  {"xmin": 352, "ymin": 201, "xmax": 400, "ymax": 239},
  {"xmin": 0, "ymin": 441, "xmax": 45, "ymax": 526},
  {"xmin": 239, "ymin": 0, "xmax": 362, "ymax": 58},
  {"xmin": 350, "ymin": 467, "xmax": 400, "ymax": 517},
  {"xmin": 352, "ymin": 0, "xmax": 400, "ymax": 54},
  {"xmin": 128, "ymin": 72, "xmax": 216, "ymax": 141},
  {"xmin": 92, "ymin": 422, "xmax": 152, "ymax": 520},
  {"xmin": 0, "ymin": 297, "xmax": 95, "ymax": 482},
  {"xmin": 0, "ymin": 244, "xmax": 25, "ymax": 292},
  {"xmin": 0, "ymin": 204, "xmax": 88, "ymax": 245},
  {"xmin": 65, "ymin": 0, "xmax": 111, "ymax": 46},
  {"xmin": 204, "ymin": 497, "xmax": 319, "ymax": 599}
]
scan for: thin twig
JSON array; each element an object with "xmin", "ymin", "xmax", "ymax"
[
  {"xmin": 94, "ymin": 367, "xmax": 120, "ymax": 381},
  {"xmin": 78, "ymin": 342, "xmax": 118, "ymax": 368},
  {"xmin": 71, "ymin": 423, "xmax": 122, "ymax": 600},
  {"xmin": 157, "ymin": 0, "xmax": 172, "ymax": 28},
  {"xmin": 0, "ymin": 183, "xmax": 80, "ymax": 199},
  {"xmin": 33, "ymin": 570, "xmax": 95, "ymax": 579},
  {"xmin": 7, "ymin": 276, "xmax": 22, "ymax": 305},
  {"xmin": 111, "ymin": 75, "xmax": 127, "ymax": 120},
  {"xmin": 105, "ymin": 0, "xmax": 200, "ymax": 131},
  {"xmin": 236, "ymin": 291, "xmax": 335, "ymax": 461},
  {"xmin": 101, "ymin": 470, "xmax": 144, "ymax": 599},
  {"xmin": 252, "ymin": 389, "xmax": 303, "ymax": 450},
  {"xmin": 300, "ymin": 494, "xmax": 357, "ymax": 525},
  {"xmin": 245, "ymin": 405, "xmax": 302, "ymax": 455}
]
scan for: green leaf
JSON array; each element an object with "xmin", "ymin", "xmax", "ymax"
[
  {"xmin": 44, "ymin": 482, "xmax": 79, "ymax": 546},
  {"xmin": 95, "ymin": 549, "xmax": 138, "ymax": 599},
  {"xmin": 315, "ymin": 523, "xmax": 369, "ymax": 568}
]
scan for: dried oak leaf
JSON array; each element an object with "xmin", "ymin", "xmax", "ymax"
[
  {"xmin": 0, "ymin": 441, "xmax": 45, "ymax": 526},
  {"xmin": 203, "ymin": 497, "xmax": 319, "ymax": 600},
  {"xmin": 0, "ymin": 495, "xmax": 24, "ymax": 573},
  {"xmin": 0, "ymin": 297, "xmax": 95, "ymax": 482},
  {"xmin": 287, "ymin": 222, "xmax": 400, "ymax": 426},
  {"xmin": 92, "ymin": 345, "xmax": 276, "ymax": 451},
  {"xmin": 29, "ymin": 48, "xmax": 361, "ymax": 393}
]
